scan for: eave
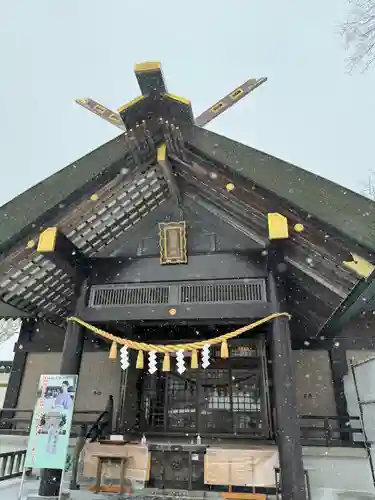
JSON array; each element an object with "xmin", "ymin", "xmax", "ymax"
[
  {"xmin": 184, "ymin": 125, "xmax": 375, "ymax": 255},
  {"xmin": 0, "ymin": 162, "xmax": 169, "ymax": 321},
  {"xmin": 0, "ymin": 124, "xmax": 370, "ymax": 326},
  {"xmin": 0, "ymin": 128, "xmax": 161, "ymax": 255},
  {"xmin": 318, "ymin": 271, "xmax": 375, "ymax": 338},
  {"xmin": 173, "ymin": 152, "xmax": 360, "ymax": 293}
]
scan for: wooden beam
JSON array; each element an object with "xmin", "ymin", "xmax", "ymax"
[
  {"xmin": 157, "ymin": 144, "xmax": 182, "ymax": 204},
  {"xmin": 37, "ymin": 227, "xmax": 88, "ymax": 281}
]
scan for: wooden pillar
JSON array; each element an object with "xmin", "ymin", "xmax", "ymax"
[
  {"xmin": 0, "ymin": 319, "xmax": 31, "ymax": 429},
  {"xmin": 118, "ymin": 350, "xmax": 141, "ymax": 435},
  {"xmin": 267, "ymin": 213, "xmax": 307, "ymax": 500},
  {"xmin": 38, "ymin": 282, "xmax": 87, "ymax": 497}
]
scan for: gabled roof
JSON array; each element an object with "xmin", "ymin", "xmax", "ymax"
[
  {"xmin": 2, "ymin": 126, "xmax": 375, "ymax": 257},
  {"xmin": 0, "ymin": 134, "xmax": 126, "ymax": 253},
  {"xmin": 0, "ymin": 105, "xmax": 373, "ymax": 328},
  {"xmin": 186, "ymin": 126, "xmax": 375, "ymax": 253}
]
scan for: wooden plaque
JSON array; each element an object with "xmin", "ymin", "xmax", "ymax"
[{"xmin": 159, "ymin": 221, "xmax": 187, "ymax": 264}]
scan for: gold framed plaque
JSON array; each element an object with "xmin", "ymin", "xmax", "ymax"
[{"xmin": 159, "ymin": 221, "xmax": 187, "ymax": 264}]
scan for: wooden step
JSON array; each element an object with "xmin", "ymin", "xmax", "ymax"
[{"xmin": 220, "ymin": 493, "xmax": 266, "ymax": 500}]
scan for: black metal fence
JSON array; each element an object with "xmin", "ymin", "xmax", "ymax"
[{"xmin": 0, "ymin": 449, "xmax": 26, "ymax": 482}]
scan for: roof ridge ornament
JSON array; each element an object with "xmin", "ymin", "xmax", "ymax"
[{"xmin": 74, "ymin": 61, "xmax": 267, "ymax": 132}]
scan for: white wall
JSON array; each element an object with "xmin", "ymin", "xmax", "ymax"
[
  {"xmin": 0, "ymin": 386, "xmax": 6, "ymax": 407},
  {"xmin": 307, "ymin": 352, "xmax": 375, "ymax": 499},
  {"xmin": 293, "ymin": 350, "xmax": 337, "ymax": 416},
  {"xmin": 0, "ymin": 372, "xmax": 9, "ymax": 407},
  {"xmin": 344, "ymin": 350, "xmax": 375, "ymax": 443},
  {"xmin": 303, "ymin": 448, "xmax": 375, "ymax": 499}
]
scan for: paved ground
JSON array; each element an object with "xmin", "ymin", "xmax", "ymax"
[
  {"xmin": 1, "ymin": 477, "xmax": 217, "ymax": 499},
  {"xmin": 0, "ymin": 476, "xmax": 118, "ymax": 499}
]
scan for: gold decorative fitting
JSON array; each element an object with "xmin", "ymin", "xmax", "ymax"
[
  {"xmin": 191, "ymin": 350, "xmax": 198, "ymax": 369},
  {"xmin": 267, "ymin": 213, "xmax": 289, "ymax": 240},
  {"xmin": 162, "ymin": 353, "xmax": 171, "ymax": 372},
  {"xmin": 109, "ymin": 341, "xmax": 117, "ymax": 361},
  {"xmin": 159, "ymin": 221, "xmax": 187, "ymax": 265},
  {"xmin": 134, "ymin": 61, "xmax": 161, "ymax": 73},
  {"xmin": 37, "ymin": 227, "xmax": 58, "ymax": 253},
  {"xmin": 165, "ymin": 92, "xmax": 191, "ymax": 106},
  {"xmin": 220, "ymin": 340, "xmax": 229, "ymax": 358},
  {"xmin": 343, "ymin": 253, "xmax": 375, "ymax": 278},
  {"xmin": 118, "ymin": 95, "xmax": 145, "ymax": 113},
  {"xmin": 136, "ymin": 350, "xmax": 144, "ymax": 369}
]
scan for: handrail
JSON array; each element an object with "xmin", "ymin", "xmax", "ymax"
[
  {"xmin": 135, "ymin": 412, "xmax": 364, "ymax": 447},
  {"xmin": 0, "ymin": 450, "xmax": 26, "ymax": 482},
  {"xmin": 299, "ymin": 415, "xmax": 363, "ymax": 447},
  {"xmin": 0, "ymin": 409, "xmax": 103, "ymax": 437},
  {"xmin": 0, "ymin": 408, "xmax": 366, "ymax": 447}
]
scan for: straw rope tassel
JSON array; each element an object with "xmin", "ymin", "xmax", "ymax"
[
  {"xmin": 67, "ymin": 314, "xmax": 291, "ymax": 360},
  {"xmin": 221, "ymin": 340, "xmax": 229, "ymax": 358},
  {"xmin": 191, "ymin": 350, "xmax": 198, "ymax": 369},
  {"xmin": 136, "ymin": 350, "xmax": 144, "ymax": 369},
  {"xmin": 109, "ymin": 341, "xmax": 118, "ymax": 360},
  {"xmin": 162, "ymin": 353, "xmax": 171, "ymax": 372}
]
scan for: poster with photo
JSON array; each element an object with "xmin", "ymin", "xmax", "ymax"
[{"xmin": 25, "ymin": 374, "xmax": 78, "ymax": 469}]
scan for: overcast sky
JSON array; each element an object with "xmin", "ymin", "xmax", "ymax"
[{"xmin": 1, "ymin": 0, "xmax": 375, "ymax": 359}]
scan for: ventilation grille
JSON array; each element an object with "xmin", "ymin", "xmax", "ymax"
[
  {"xmin": 90, "ymin": 285, "xmax": 170, "ymax": 307},
  {"xmin": 89, "ymin": 279, "xmax": 266, "ymax": 308},
  {"xmin": 180, "ymin": 282, "xmax": 264, "ymax": 304}
]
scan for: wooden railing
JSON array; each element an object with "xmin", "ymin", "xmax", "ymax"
[
  {"xmin": 134, "ymin": 411, "xmax": 365, "ymax": 447},
  {"xmin": 0, "ymin": 408, "xmax": 102, "ymax": 436},
  {"xmin": 0, "ymin": 409, "xmax": 365, "ymax": 447},
  {"xmin": 299, "ymin": 415, "xmax": 363, "ymax": 447},
  {"xmin": 0, "ymin": 450, "xmax": 26, "ymax": 482}
]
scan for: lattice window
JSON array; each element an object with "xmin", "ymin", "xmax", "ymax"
[
  {"xmin": 167, "ymin": 373, "xmax": 197, "ymax": 431},
  {"xmin": 204, "ymin": 369, "xmax": 231, "ymax": 410},
  {"xmin": 231, "ymin": 370, "xmax": 261, "ymax": 413},
  {"xmin": 232, "ymin": 369, "xmax": 262, "ymax": 432},
  {"xmin": 138, "ymin": 364, "xmax": 265, "ymax": 435}
]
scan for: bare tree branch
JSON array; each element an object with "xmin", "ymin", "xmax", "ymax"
[
  {"xmin": 361, "ymin": 171, "xmax": 375, "ymax": 199},
  {"xmin": 342, "ymin": 0, "xmax": 375, "ymax": 71}
]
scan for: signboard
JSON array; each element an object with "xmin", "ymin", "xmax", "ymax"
[{"xmin": 25, "ymin": 374, "xmax": 78, "ymax": 469}]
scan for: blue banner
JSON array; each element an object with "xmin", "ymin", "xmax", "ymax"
[{"xmin": 25, "ymin": 374, "xmax": 78, "ymax": 470}]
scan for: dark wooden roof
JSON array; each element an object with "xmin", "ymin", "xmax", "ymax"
[
  {"xmin": 2, "ymin": 126, "xmax": 374, "ymax": 255},
  {"xmin": 0, "ymin": 124, "xmax": 371, "ymax": 327},
  {"xmin": 0, "ymin": 134, "xmax": 128, "ymax": 253},
  {"xmin": 186, "ymin": 126, "xmax": 375, "ymax": 253}
]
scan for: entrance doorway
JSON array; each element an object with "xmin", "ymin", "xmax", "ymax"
[{"xmin": 120, "ymin": 326, "xmax": 272, "ymax": 439}]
